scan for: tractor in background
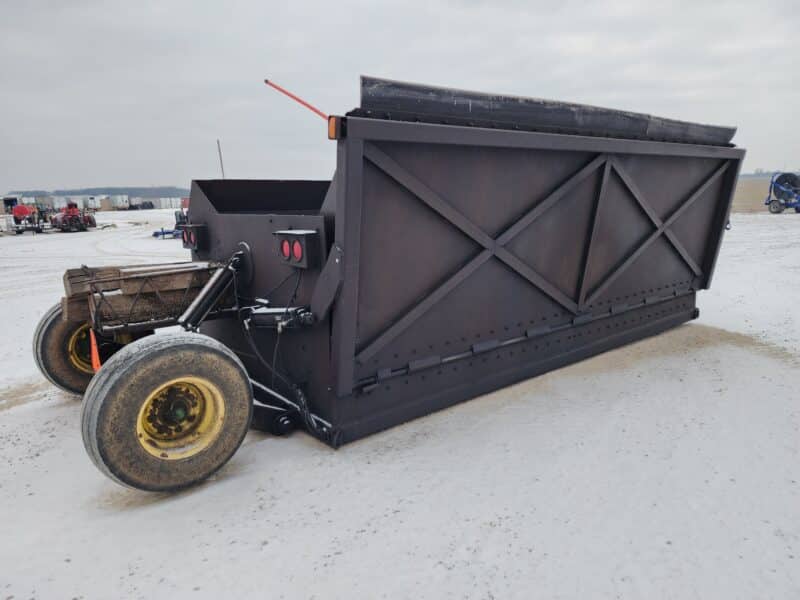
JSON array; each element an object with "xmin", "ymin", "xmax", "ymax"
[
  {"xmin": 50, "ymin": 202, "xmax": 97, "ymax": 232},
  {"xmin": 765, "ymin": 172, "xmax": 800, "ymax": 214}
]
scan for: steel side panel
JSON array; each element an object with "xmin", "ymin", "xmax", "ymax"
[
  {"xmin": 350, "ymin": 147, "xmax": 738, "ymax": 381},
  {"xmin": 326, "ymin": 117, "xmax": 742, "ymax": 438}
]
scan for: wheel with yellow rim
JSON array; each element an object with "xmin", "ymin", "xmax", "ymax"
[
  {"xmin": 81, "ymin": 332, "xmax": 252, "ymax": 491},
  {"xmin": 33, "ymin": 303, "xmax": 96, "ymax": 394}
]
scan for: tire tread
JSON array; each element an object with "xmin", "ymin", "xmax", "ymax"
[{"xmin": 80, "ymin": 331, "xmax": 252, "ymax": 491}]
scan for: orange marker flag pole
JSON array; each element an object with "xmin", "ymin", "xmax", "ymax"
[
  {"xmin": 264, "ymin": 79, "xmax": 329, "ymax": 121},
  {"xmin": 89, "ymin": 329, "xmax": 102, "ymax": 372}
]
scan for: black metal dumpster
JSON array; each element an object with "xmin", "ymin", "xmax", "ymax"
[
  {"xmin": 196, "ymin": 78, "xmax": 744, "ymax": 444},
  {"xmin": 48, "ymin": 77, "xmax": 745, "ymax": 491}
]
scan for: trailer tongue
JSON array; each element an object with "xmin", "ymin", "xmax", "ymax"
[{"xmin": 35, "ymin": 77, "xmax": 745, "ymax": 491}]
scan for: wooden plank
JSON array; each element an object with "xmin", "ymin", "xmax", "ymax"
[
  {"xmin": 61, "ymin": 295, "xmax": 91, "ymax": 322},
  {"xmin": 64, "ymin": 267, "xmax": 121, "ymax": 296},
  {"xmin": 63, "ymin": 261, "xmax": 202, "ymax": 297},
  {"xmin": 118, "ymin": 265, "xmax": 212, "ymax": 295}
]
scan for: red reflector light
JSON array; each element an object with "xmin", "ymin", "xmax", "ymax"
[
  {"xmin": 292, "ymin": 240, "xmax": 303, "ymax": 261},
  {"xmin": 281, "ymin": 239, "xmax": 291, "ymax": 259}
]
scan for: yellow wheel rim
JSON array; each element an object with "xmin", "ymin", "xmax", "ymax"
[
  {"xmin": 136, "ymin": 376, "xmax": 226, "ymax": 460},
  {"xmin": 67, "ymin": 324, "xmax": 94, "ymax": 375}
]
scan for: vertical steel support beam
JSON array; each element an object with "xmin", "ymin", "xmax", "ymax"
[
  {"xmin": 703, "ymin": 157, "xmax": 741, "ymax": 288},
  {"xmin": 332, "ymin": 137, "xmax": 364, "ymax": 397},
  {"xmin": 577, "ymin": 160, "xmax": 611, "ymax": 309}
]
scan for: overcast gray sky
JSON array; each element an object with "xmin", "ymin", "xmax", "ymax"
[{"xmin": 1, "ymin": 0, "xmax": 797, "ymax": 194}]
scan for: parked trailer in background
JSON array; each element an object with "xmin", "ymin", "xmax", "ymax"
[
  {"xmin": 33, "ymin": 77, "xmax": 744, "ymax": 492},
  {"xmin": 0, "ymin": 215, "xmax": 13, "ymax": 233}
]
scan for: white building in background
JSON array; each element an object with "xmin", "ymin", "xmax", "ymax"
[
  {"xmin": 154, "ymin": 197, "xmax": 183, "ymax": 209},
  {"xmin": 84, "ymin": 196, "xmax": 102, "ymax": 209},
  {"xmin": 52, "ymin": 196, "xmax": 79, "ymax": 209},
  {"xmin": 49, "ymin": 194, "xmax": 130, "ymax": 210},
  {"xmin": 5, "ymin": 194, "xmax": 141, "ymax": 212},
  {"xmin": 96, "ymin": 195, "xmax": 129, "ymax": 210},
  {"xmin": 52, "ymin": 195, "xmax": 92, "ymax": 209},
  {"xmin": 109, "ymin": 195, "xmax": 129, "ymax": 208}
]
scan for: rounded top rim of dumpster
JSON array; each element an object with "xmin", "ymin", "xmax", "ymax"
[{"xmin": 349, "ymin": 76, "xmax": 736, "ymax": 147}]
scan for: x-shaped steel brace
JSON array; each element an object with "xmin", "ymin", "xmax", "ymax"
[
  {"xmin": 357, "ymin": 143, "xmax": 727, "ymax": 363},
  {"xmin": 584, "ymin": 159, "xmax": 729, "ymax": 306}
]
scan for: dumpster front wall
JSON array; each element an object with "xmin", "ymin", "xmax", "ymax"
[{"xmin": 188, "ymin": 181, "xmax": 337, "ymax": 422}]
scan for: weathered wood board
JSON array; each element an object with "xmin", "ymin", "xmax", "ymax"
[
  {"xmin": 61, "ymin": 261, "xmax": 221, "ymax": 325},
  {"xmin": 62, "ymin": 261, "xmax": 207, "ymax": 297}
]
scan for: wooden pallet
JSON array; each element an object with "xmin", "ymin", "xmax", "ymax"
[{"xmin": 61, "ymin": 261, "xmax": 221, "ymax": 325}]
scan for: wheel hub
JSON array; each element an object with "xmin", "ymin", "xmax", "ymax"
[
  {"xmin": 137, "ymin": 377, "xmax": 226, "ymax": 460},
  {"xmin": 67, "ymin": 324, "xmax": 94, "ymax": 375},
  {"xmin": 146, "ymin": 385, "xmax": 200, "ymax": 437}
]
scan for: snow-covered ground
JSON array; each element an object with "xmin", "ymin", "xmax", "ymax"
[{"xmin": 1, "ymin": 211, "xmax": 799, "ymax": 599}]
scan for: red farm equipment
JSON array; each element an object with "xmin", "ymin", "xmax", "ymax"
[
  {"xmin": 10, "ymin": 204, "xmax": 46, "ymax": 234},
  {"xmin": 50, "ymin": 202, "xmax": 97, "ymax": 232}
]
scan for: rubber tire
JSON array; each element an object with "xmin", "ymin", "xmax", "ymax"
[
  {"xmin": 81, "ymin": 332, "xmax": 253, "ymax": 492},
  {"xmin": 769, "ymin": 200, "xmax": 784, "ymax": 214},
  {"xmin": 32, "ymin": 303, "xmax": 94, "ymax": 395}
]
